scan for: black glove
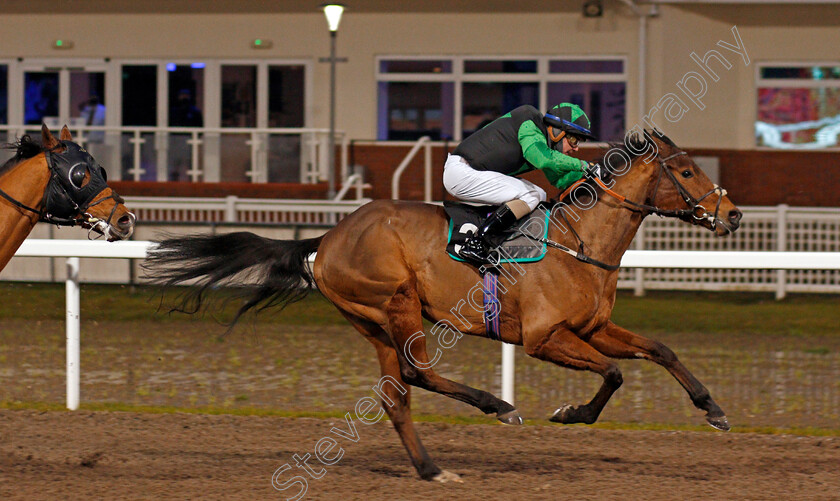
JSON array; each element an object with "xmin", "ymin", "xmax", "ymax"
[{"xmin": 585, "ymin": 162, "xmax": 602, "ymax": 180}]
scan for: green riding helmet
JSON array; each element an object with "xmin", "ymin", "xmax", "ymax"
[{"xmin": 544, "ymin": 103, "xmax": 597, "ymax": 142}]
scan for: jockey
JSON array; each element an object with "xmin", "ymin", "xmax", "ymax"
[{"xmin": 443, "ymin": 102, "xmax": 601, "ymax": 265}]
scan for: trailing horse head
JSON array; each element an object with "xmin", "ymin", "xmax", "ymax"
[{"xmin": 39, "ymin": 124, "xmax": 136, "ymax": 240}]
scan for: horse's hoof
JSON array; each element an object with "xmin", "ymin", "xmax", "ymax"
[
  {"xmin": 549, "ymin": 404, "xmax": 573, "ymax": 423},
  {"xmin": 706, "ymin": 414, "xmax": 730, "ymax": 431},
  {"xmin": 497, "ymin": 409, "xmax": 523, "ymax": 425},
  {"xmin": 432, "ymin": 470, "xmax": 463, "ymax": 483}
]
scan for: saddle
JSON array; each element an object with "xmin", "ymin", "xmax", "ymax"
[{"xmin": 444, "ymin": 201, "xmax": 550, "ymax": 263}]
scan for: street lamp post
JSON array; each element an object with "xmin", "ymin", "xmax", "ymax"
[{"xmin": 321, "ymin": 3, "xmax": 345, "ymax": 199}]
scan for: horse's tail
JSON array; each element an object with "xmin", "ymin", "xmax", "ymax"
[{"xmin": 142, "ymin": 231, "xmax": 323, "ymax": 327}]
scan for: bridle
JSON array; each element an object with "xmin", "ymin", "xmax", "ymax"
[
  {"xmin": 597, "ymin": 151, "xmax": 729, "ymax": 231},
  {"xmin": 0, "ymin": 141, "xmax": 128, "ymax": 238},
  {"xmin": 523, "ymin": 149, "xmax": 731, "ymax": 271}
]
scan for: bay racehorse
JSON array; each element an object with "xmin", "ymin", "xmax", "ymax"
[
  {"xmin": 144, "ymin": 130, "xmax": 742, "ymax": 482},
  {"xmin": 0, "ymin": 125, "xmax": 136, "ymax": 272}
]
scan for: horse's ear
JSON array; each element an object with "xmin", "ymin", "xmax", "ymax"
[
  {"xmin": 41, "ymin": 124, "xmax": 60, "ymax": 150},
  {"xmin": 59, "ymin": 125, "xmax": 73, "ymax": 142}
]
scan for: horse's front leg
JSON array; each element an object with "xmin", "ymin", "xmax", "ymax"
[
  {"xmin": 589, "ymin": 321, "xmax": 729, "ymax": 431},
  {"xmin": 525, "ymin": 325, "xmax": 623, "ymax": 425}
]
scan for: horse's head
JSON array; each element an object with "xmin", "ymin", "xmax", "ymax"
[
  {"xmin": 41, "ymin": 124, "xmax": 136, "ymax": 240},
  {"xmin": 627, "ymin": 130, "xmax": 742, "ymax": 236}
]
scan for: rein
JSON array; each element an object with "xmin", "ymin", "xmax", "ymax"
[
  {"xmin": 524, "ymin": 150, "xmax": 729, "ymax": 271},
  {"xmin": 0, "ymin": 187, "xmax": 43, "ymax": 218}
]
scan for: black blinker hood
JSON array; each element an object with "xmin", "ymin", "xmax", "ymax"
[{"xmin": 43, "ymin": 141, "xmax": 109, "ymax": 220}]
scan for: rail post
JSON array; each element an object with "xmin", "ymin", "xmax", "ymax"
[
  {"xmin": 634, "ymin": 221, "xmax": 646, "ymax": 296},
  {"xmin": 66, "ymin": 257, "xmax": 80, "ymax": 411},
  {"xmin": 501, "ymin": 343, "xmax": 515, "ymax": 405},
  {"xmin": 225, "ymin": 195, "xmax": 238, "ymax": 223},
  {"xmin": 776, "ymin": 204, "xmax": 788, "ymax": 300}
]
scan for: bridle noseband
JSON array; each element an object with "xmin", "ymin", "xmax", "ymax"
[{"xmin": 0, "ymin": 141, "xmax": 125, "ymax": 238}]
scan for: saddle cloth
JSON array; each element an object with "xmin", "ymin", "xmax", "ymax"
[{"xmin": 444, "ymin": 201, "xmax": 549, "ymax": 263}]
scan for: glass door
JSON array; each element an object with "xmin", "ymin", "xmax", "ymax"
[
  {"xmin": 220, "ymin": 64, "xmax": 257, "ymax": 182},
  {"xmin": 166, "ymin": 63, "xmax": 205, "ymax": 181},
  {"xmin": 21, "ymin": 63, "xmax": 106, "ymax": 143},
  {"xmin": 0, "ymin": 62, "xmax": 11, "ymax": 163},
  {"xmin": 23, "ymin": 70, "xmax": 59, "ymax": 128},
  {"xmin": 23, "ymin": 66, "xmax": 104, "ymax": 129},
  {"xmin": 120, "ymin": 64, "xmax": 158, "ymax": 181},
  {"xmin": 18, "ymin": 61, "xmax": 111, "ymax": 175}
]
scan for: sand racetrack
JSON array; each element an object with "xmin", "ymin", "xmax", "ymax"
[{"xmin": 1, "ymin": 409, "xmax": 838, "ymax": 500}]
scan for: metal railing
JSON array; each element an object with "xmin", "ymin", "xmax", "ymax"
[
  {"xmin": 0, "ymin": 124, "xmax": 348, "ymax": 185},
  {"xmin": 123, "ymin": 196, "xmax": 369, "ymax": 225},
  {"xmin": 391, "ymin": 136, "xmax": 433, "ymax": 202},
  {"xmin": 333, "ymin": 173, "xmax": 372, "ymax": 201}
]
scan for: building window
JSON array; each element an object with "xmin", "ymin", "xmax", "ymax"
[
  {"xmin": 462, "ymin": 82, "xmax": 539, "ymax": 137},
  {"xmin": 376, "ymin": 56, "xmax": 626, "ymax": 141},
  {"xmin": 548, "ymin": 59, "xmax": 626, "ymax": 142},
  {"xmin": 378, "ymin": 81, "xmax": 454, "ymax": 140},
  {"xmin": 379, "ymin": 60, "xmax": 452, "ymax": 74},
  {"xmin": 756, "ymin": 64, "xmax": 840, "ymax": 149},
  {"xmin": 464, "ymin": 60, "xmax": 537, "ymax": 74}
]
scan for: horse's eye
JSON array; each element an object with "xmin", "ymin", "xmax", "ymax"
[
  {"xmin": 69, "ymin": 164, "xmax": 87, "ymax": 189},
  {"xmin": 681, "ymin": 169, "xmax": 693, "ymax": 179}
]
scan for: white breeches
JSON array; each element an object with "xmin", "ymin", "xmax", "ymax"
[{"xmin": 442, "ymin": 154, "xmax": 546, "ymax": 210}]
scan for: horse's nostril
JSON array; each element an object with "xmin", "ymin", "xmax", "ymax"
[
  {"xmin": 729, "ymin": 210, "xmax": 742, "ymax": 225},
  {"xmin": 118, "ymin": 214, "xmax": 133, "ymax": 228}
]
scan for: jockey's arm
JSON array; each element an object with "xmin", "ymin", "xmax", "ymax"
[{"xmin": 518, "ymin": 120, "xmax": 587, "ymax": 188}]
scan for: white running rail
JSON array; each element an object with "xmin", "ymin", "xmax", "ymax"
[{"xmin": 12, "ymin": 240, "xmax": 840, "ymax": 410}]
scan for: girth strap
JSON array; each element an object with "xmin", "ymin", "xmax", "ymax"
[{"xmin": 482, "ymin": 271, "xmax": 502, "ymax": 341}]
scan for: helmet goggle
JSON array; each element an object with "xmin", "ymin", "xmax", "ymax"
[
  {"xmin": 547, "ymin": 126, "xmax": 584, "ymax": 149},
  {"xmin": 545, "ymin": 113, "xmax": 591, "ymax": 150}
]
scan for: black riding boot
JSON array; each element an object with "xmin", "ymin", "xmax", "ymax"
[{"xmin": 459, "ymin": 204, "xmax": 519, "ymax": 265}]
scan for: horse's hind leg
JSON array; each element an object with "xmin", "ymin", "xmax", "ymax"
[
  {"xmin": 589, "ymin": 321, "xmax": 729, "ymax": 431},
  {"xmin": 344, "ymin": 315, "xmax": 460, "ymax": 483},
  {"xmin": 386, "ymin": 280, "xmax": 521, "ymax": 424},
  {"xmin": 525, "ymin": 326, "xmax": 623, "ymax": 425}
]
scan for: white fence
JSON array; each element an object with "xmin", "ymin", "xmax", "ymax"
[
  {"xmin": 8, "ymin": 201, "xmax": 837, "ymax": 298},
  {"xmin": 12, "ymin": 239, "xmax": 840, "ymax": 410},
  {"xmin": 620, "ymin": 204, "xmax": 840, "ymax": 299},
  {"xmin": 15, "ymin": 240, "xmax": 153, "ymax": 411}
]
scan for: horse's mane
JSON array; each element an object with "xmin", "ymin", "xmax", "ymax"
[
  {"xmin": 593, "ymin": 128, "xmax": 678, "ymax": 179},
  {"xmin": 1, "ymin": 135, "xmax": 47, "ymax": 176}
]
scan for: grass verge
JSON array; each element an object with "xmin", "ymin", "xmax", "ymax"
[{"xmin": 1, "ymin": 282, "xmax": 839, "ymax": 337}]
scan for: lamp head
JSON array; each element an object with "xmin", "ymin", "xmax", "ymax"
[{"xmin": 321, "ymin": 3, "xmax": 346, "ymax": 32}]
